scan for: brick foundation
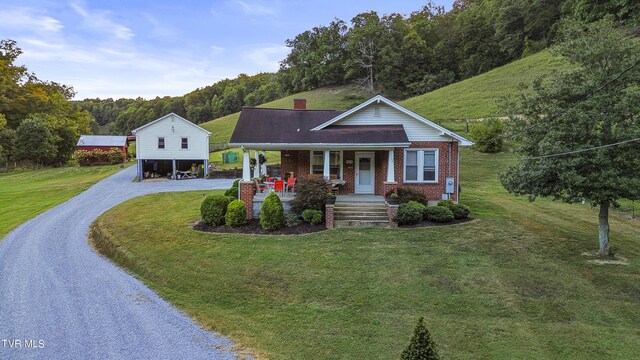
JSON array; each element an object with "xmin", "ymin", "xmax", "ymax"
[
  {"xmin": 386, "ymin": 203, "xmax": 399, "ymax": 228},
  {"xmin": 239, "ymin": 181, "xmax": 254, "ymax": 219},
  {"xmin": 325, "ymin": 204, "xmax": 334, "ymax": 229},
  {"xmin": 383, "ymin": 181, "xmax": 398, "ymax": 197}
]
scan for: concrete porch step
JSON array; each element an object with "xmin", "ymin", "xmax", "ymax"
[
  {"xmin": 334, "ymin": 219, "xmax": 390, "ymax": 228},
  {"xmin": 333, "ymin": 208, "xmax": 387, "ymax": 214}
]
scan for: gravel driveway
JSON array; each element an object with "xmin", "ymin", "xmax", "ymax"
[{"xmin": 0, "ymin": 166, "xmax": 241, "ymax": 359}]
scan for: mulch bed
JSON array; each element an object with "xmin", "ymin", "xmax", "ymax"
[
  {"xmin": 193, "ymin": 219, "xmax": 326, "ymax": 235},
  {"xmin": 397, "ymin": 217, "xmax": 474, "ymax": 228}
]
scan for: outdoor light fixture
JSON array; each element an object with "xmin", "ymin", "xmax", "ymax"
[{"xmin": 171, "ymin": 125, "xmax": 175, "ymax": 133}]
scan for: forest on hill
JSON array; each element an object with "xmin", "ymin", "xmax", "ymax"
[{"xmin": 2, "ymin": 0, "xmax": 637, "ymax": 165}]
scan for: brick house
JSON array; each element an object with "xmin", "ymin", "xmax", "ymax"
[{"xmin": 229, "ymin": 95, "xmax": 472, "ymax": 218}]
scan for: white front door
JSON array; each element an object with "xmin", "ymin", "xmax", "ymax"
[{"xmin": 355, "ymin": 152, "xmax": 375, "ymax": 194}]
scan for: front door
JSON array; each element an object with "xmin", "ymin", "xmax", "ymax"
[{"xmin": 355, "ymin": 152, "xmax": 375, "ymax": 194}]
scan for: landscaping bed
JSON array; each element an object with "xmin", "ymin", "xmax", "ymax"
[{"xmin": 193, "ymin": 218, "xmax": 325, "ymax": 235}]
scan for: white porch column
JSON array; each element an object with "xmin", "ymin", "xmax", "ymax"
[
  {"xmin": 386, "ymin": 149, "xmax": 395, "ymax": 182},
  {"xmin": 323, "ymin": 150, "xmax": 330, "ymax": 178},
  {"xmin": 242, "ymin": 148, "xmax": 251, "ymax": 181},
  {"xmin": 261, "ymin": 151, "xmax": 267, "ymax": 175},
  {"xmin": 254, "ymin": 150, "xmax": 260, "ymax": 178}
]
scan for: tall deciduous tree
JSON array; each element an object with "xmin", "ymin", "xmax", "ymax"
[
  {"xmin": 13, "ymin": 116, "xmax": 58, "ymax": 166},
  {"xmin": 500, "ymin": 19, "xmax": 640, "ymax": 256}
]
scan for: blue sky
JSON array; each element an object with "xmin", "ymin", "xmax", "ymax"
[{"xmin": 0, "ymin": 0, "xmax": 453, "ymax": 100}]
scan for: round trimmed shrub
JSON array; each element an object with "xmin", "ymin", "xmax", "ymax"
[
  {"xmin": 225, "ymin": 199, "xmax": 247, "ymax": 227},
  {"xmin": 302, "ymin": 209, "xmax": 323, "ymax": 225},
  {"xmin": 437, "ymin": 199, "xmax": 454, "ymax": 209},
  {"xmin": 424, "ymin": 206, "xmax": 454, "ymax": 223},
  {"xmin": 200, "ymin": 195, "xmax": 231, "ymax": 226},
  {"xmin": 450, "ymin": 204, "xmax": 470, "ymax": 219},
  {"xmin": 224, "ymin": 186, "xmax": 238, "ymax": 197},
  {"xmin": 406, "ymin": 200, "xmax": 426, "ymax": 218},
  {"xmin": 394, "ymin": 203, "xmax": 423, "ymax": 225},
  {"xmin": 260, "ymin": 192, "xmax": 286, "ymax": 230}
]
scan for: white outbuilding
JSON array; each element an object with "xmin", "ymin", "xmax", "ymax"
[{"xmin": 132, "ymin": 113, "xmax": 210, "ymax": 181}]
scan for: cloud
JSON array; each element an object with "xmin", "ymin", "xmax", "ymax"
[
  {"xmin": 243, "ymin": 44, "xmax": 288, "ymax": 71},
  {"xmin": 0, "ymin": 7, "xmax": 63, "ymax": 32},
  {"xmin": 69, "ymin": 1, "xmax": 134, "ymax": 40},
  {"xmin": 233, "ymin": 0, "xmax": 278, "ymax": 16},
  {"xmin": 210, "ymin": 45, "xmax": 225, "ymax": 56}
]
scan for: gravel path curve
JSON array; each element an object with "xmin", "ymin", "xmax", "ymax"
[{"xmin": 0, "ymin": 166, "xmax": 241, "ymax": 359}]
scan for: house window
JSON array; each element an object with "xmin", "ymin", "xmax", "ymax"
[
  {"xmin": 310, "ymin": 151, "xmax": 342, "ymax": 179},
  {"xmin": 158, "ymin": 137, "xmax": 165, "ymax": 149},
  {"xmin": 404, "ymin": 149, "xmax": 438, "ymax": 183},
  {"xmin": 181, "ymin": 137, "xmax": 188, "ymax": 149}
]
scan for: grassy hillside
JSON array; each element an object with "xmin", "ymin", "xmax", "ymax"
[
  {"xmin": 400, "ymin": 50, "xmax": 571, "ymax": 121},
  {"xmin": 0, "ymin": 165, "xmax": 124, "ymax": 238},
  {"xmin": 201, "ymin": 51, "xmax": 570, "ymax": 146},
  {"xmin": 201, "ymin": 85, "xmax": 369, "ymax": 144},
  {"xmin": 92, "ymin": 148, "xmax": 640, "ymax": 359}
]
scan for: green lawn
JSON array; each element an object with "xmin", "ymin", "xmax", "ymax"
[
  {"xmin": 91, "ymin": 149, "xmax": 640, "ymax": 359},
  {"xmin": 0, "ymin": 165, "xmax": 124, "ymax": 238},
  {"xmin": 400, "ymin": 50, "xmax": 572, "ymax": 121},
  {"xmin": 209, "ymin": 148, "xmax": 281, "ymax": 170}
]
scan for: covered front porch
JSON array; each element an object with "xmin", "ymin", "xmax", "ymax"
[{"xmin": 239, "ymin": 146, "xmax": 401, "ymax": 198}]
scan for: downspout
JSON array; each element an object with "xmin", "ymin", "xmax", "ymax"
[{"xmin": 456, "ymin": 143, "xmax": 460, "ymax": 204}]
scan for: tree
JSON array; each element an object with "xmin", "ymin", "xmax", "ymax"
[
  {"xmin": 13, "ymin": 116, "xmax": 58, "ymax": 166},
  {"xmin": 500, "ymin": 19, "xmax": 640, "ymax": 256},
  {"xmin": 401, "ymin": 317, "xmax": 440, "ymax": 360}
]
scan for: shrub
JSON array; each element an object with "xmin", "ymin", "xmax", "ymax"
[
  {"xmin": 260, "ymin": 192, "xmax": 285, "ymax": 230},
  {"xmin": 224, "ymin": 186, "xmax": 238, "ymax": 197},
  {"xmin": 437, "ymin": 199, "xmax": 454, "ymax": 209},
  {"xmin": 407, "ymin": 200, "xmax": 426, "ymax": 214},
  {"xmin": 401, "ymin": 317, "xmax": 440, "ymax": 360},
  {"xmin": 232, "ymin": 178, "xmax": 241, "ymax": 188},
  {"xmin": 396, "ymin": 187, "xmax": 427, "ymax": 204},
  {"xmin": 200, "ymin": 195, "xmax": 230, "ymax": 226},
  {"xmin": 424, "ymin": 206, "xmax": 454, "ymax": 223},
  {"xmin": 107, "ymin": 148, "xmax": 125, "ymax": 164},
  {"xmin": 450, "ymin": 204, "xmax": 471, "ymax": 219},
  {"xmin": 285, "ymin": 212, "xmax": 301, "ymax": 227},
  {"xmin": 470, "ymin": 117, "xmax": 504, "ymax": 153},
  {"xmin": 291, "ymin": 177, "xmax": 327, "ymax": 214},
  {"xmin": 394, "ymin": 203, "xmax": 423, "ymax": 225},
  {"xmin": 225, "ymin": 200, "xmax": 247, "ymax": 227},
  {"xmin": 302, "ymin": 209, "xmax": 323, "ymax": 225}
]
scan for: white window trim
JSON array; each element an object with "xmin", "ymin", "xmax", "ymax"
[
  {"xmin": 180, "ymin": 136, "xmax": 189, "ymax": 150},
  {"xmin": 403, "ymin": 148, "xmax": 438, "ymax": 183},
  {"xmin": 157, "ymin": 136, "xmax": 166, "ymax": 150},
  {"xmin": 309, "ymin": 150, "xmax": 343, "ymax": 179}
]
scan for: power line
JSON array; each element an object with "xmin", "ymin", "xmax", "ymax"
[
  {"xmin": 499, "ymin": 57, "xmax": 640, "ymax": 141},
  {"xmin": 523, "ymin": 138, "xmax": 640, "ymax": 160}
]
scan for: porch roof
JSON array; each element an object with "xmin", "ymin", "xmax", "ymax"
[{"xmin": 229, "ymin": 107, "xmax": 410, "ymax": 149}]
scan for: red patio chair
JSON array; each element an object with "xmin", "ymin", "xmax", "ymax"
[
  {"xmin": 273, "ymin": 179, "xmax": 285, "ymax": 195},
  {"xmin": 286, "ymin": 177, "xmax": 296, "ymax": 194}
]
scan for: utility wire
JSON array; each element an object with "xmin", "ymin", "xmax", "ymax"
[
  {"xmin": 499, "ymin": 58, "xmax": 640, "ymax": 141},
  {"xmin": 523, "ymin": 138, "xmax": 640, "ymax": 160}
]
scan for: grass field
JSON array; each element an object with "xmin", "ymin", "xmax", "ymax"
[
  {"xmin": 0, "ymin": 165, "xmax": 124, "ymax": 238},
  {"xmin": 91, "ymin": 149, "xmax": 640, "ymax": 359},
  {"xmin": 208, "ymin": 148, "xmax": 281, "ymax": 170},
  {"xmin": 400, "ymin": 50, "xmax": 572, "ymax": 121}
]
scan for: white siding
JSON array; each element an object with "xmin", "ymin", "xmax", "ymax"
[
  {"xmin": 336, "ymin": 104, "xmax": 448, "ymax": 142},
  {"xmin": 135, "ymin": 114, "xmax": 209, "ymax": 160}
]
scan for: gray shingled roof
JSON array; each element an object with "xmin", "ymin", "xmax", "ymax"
[
  {"xmin": 77, "ymin": 135, "xmax": 128, "ymax": 147},
  {"xmin": 230, "ymin": 108, "xmax": 409, "ymax": 145}
]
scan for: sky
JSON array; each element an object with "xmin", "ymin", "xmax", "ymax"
[{"xmin": 0, "ymin": 0, "xmax": 454, "ymax": 100}]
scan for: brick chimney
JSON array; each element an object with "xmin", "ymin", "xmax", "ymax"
[{"xmin": 293, "ymin": 98, "xmax": 307, "ymax": 110}]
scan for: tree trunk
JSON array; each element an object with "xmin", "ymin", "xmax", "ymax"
[{"xmin": 598, "ymin": 201, "xmax": 610, "ymax": 256}]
